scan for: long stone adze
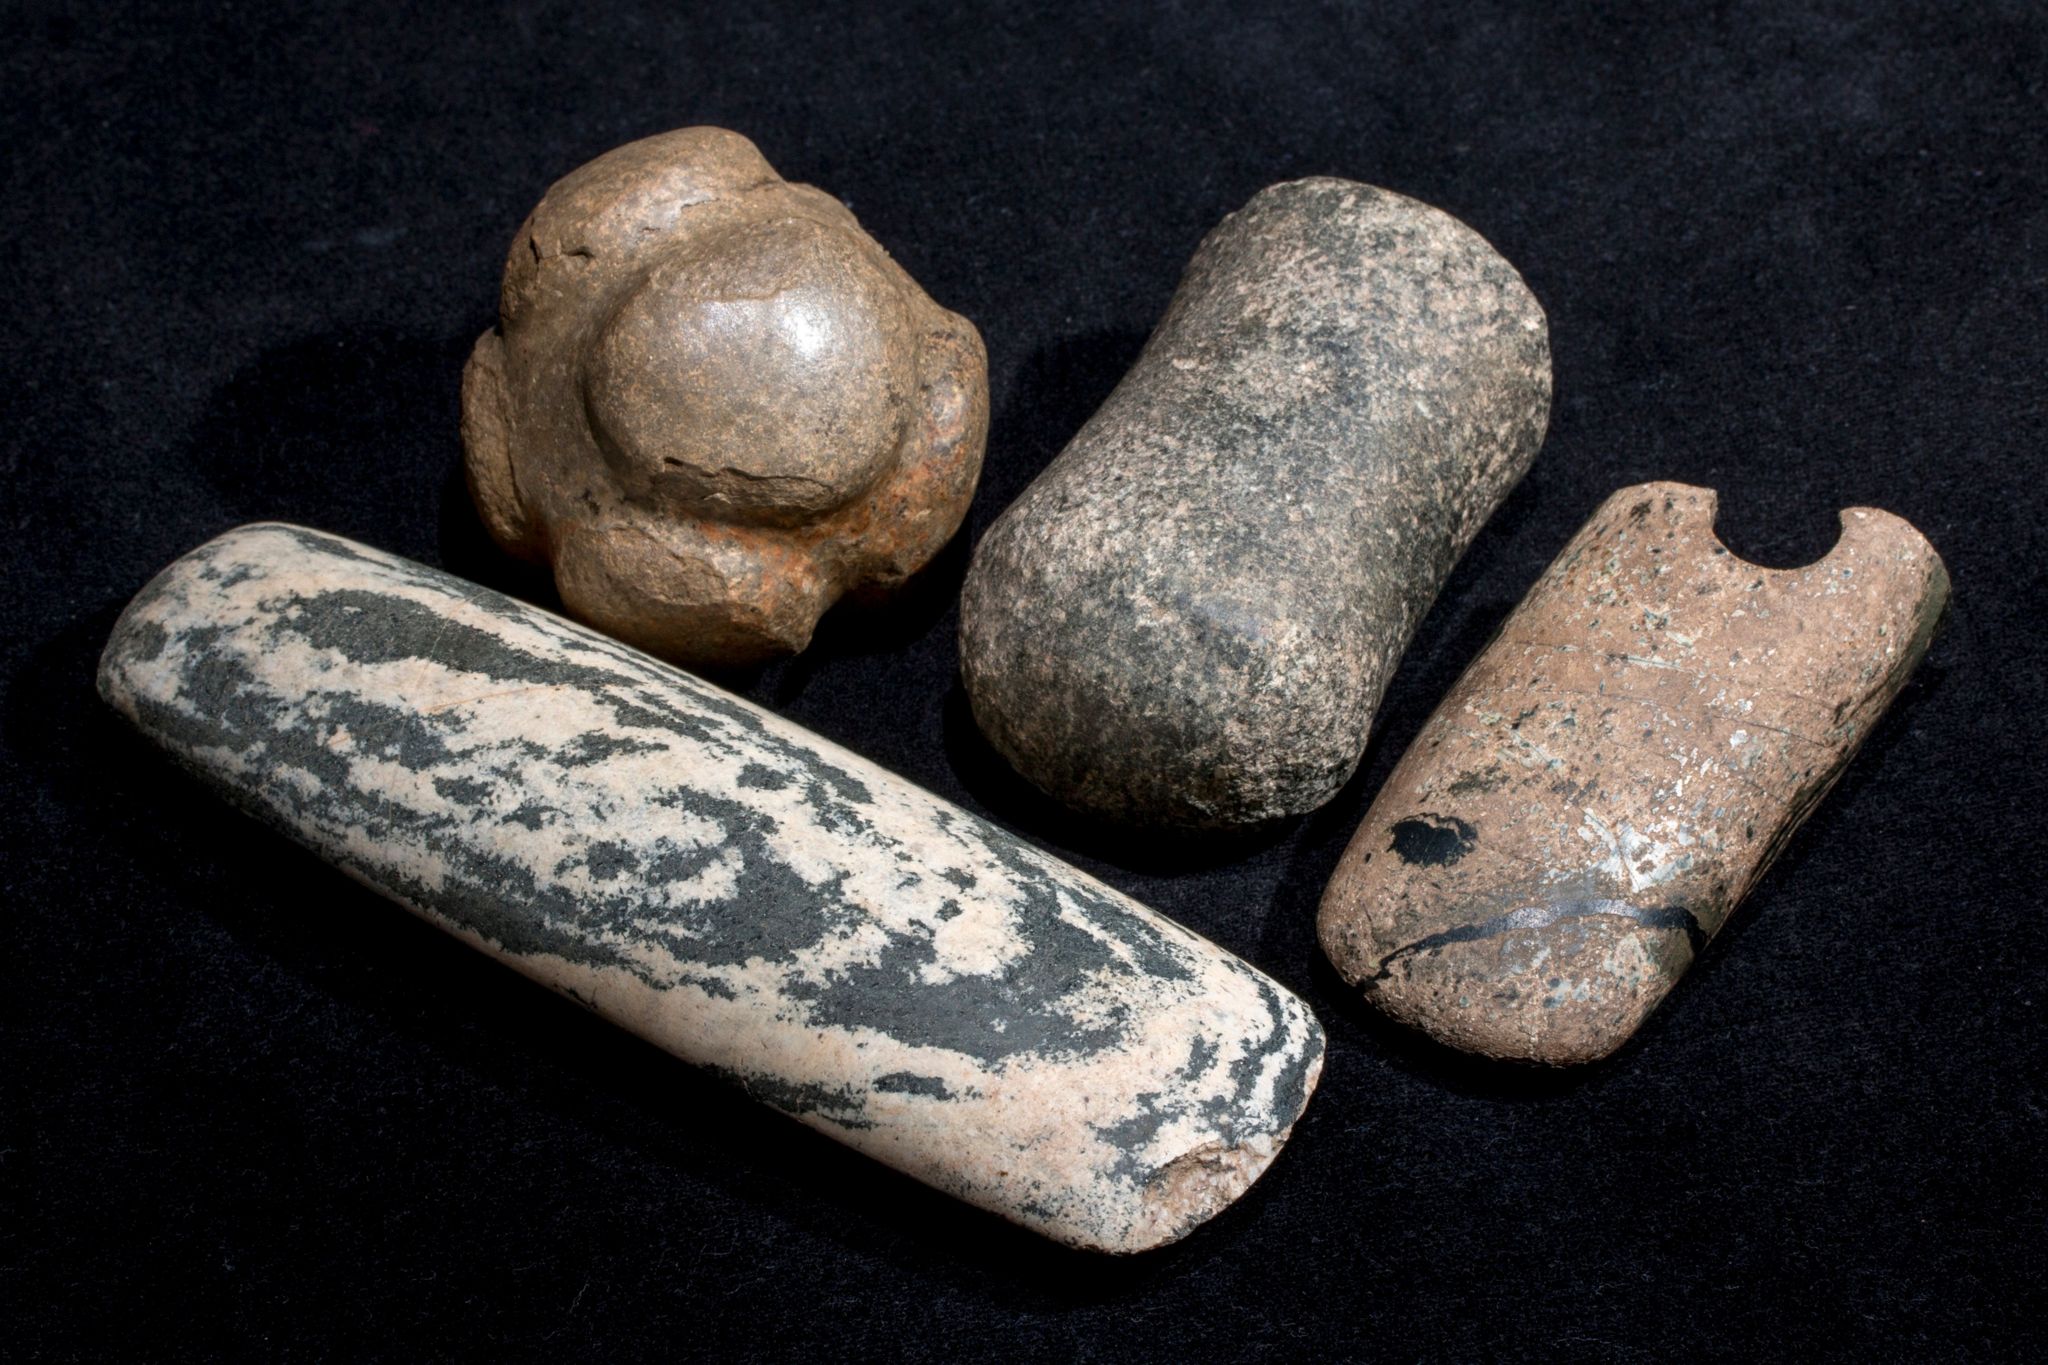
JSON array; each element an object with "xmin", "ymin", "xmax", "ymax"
[{"xmin": 98, "ymin": 523, "xmax": 1324, "ymax": 1252}]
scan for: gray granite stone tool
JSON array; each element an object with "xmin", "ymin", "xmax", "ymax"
[
  {"xmin": 960, "ymin": 178, "xmax": 1551, "ymax": 829},
  {"xmin": 97, "ymin": 524, "xmax": 1322, "ymax": 1253}
]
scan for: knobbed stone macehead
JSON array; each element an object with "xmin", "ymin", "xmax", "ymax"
[
  {"xmin": 959, "ymin": 178, "xmax": 1551, "ymax": 830},
  {"xmin": 463, "ymin": 127, "xmax": 988, "ymax": 669}
]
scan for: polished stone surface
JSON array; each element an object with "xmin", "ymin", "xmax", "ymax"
[{"xmin": 99, "ymin": 524, "xmax": 1322, "ymax": 1251}]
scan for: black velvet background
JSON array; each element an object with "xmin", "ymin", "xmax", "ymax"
[{"xmin": 5, "ymin": 2, "xmax": 2044, "ymax": 1358}]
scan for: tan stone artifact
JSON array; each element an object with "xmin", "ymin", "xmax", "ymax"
[
  {"xmin": 463, "ymin": 127, "xmax": 989, "ymax": 668},
  {"xmin": 100, "ymin": 525, "xmax": 1322, "ymax": 1253},
  {"xmin": 1318, "ymin": 482, "xmax": 1948, "ymax": 1064}
]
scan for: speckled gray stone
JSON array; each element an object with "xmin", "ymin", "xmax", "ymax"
[
  {"xmin": 960, "ymin": 179, "xmax": 1552, "ymax": 829},
  {"xmin": 97, "ymin": 524, "xmax": 1324, "ymax": 1253}
]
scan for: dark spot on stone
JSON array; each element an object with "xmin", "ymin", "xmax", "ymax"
[
  {"xmin": 502, "ymin": 802, "xmax": 558, "ymax": 830},
  {"xmin": 873, "ymin": 1072, "xmax": 954, "ymax": 1100},
  {"xmin": 112, "ymin": 618, "xmax": 169, "ymax": 665},
  {"xmin": 680, "ymin": 972, "xmax": 736, "ymax": 1002},
  {"xmin": 434, "ymin": 775, "xmax": 492, "ymax": 806},
  {"xmin": 721, "ymin": 1069, "xmax": 873, "ymax": 1130},
  {"xmin": 736, "ymin": 762, "xmax": 791, "ymax": 790},
  {"xmin": 1550, "ymin": 776, "xmax": 1596, "ymax": 803},
  {"xmin": 555, "ymin": 729, "xmax": 665, "ymax": 766},
  {"xmin": 1389, "ymin": 813, "xmax": 1477, "ymax": 867},
  {"xmin": 272, "ymin": 587, "xmax": 636, "ymax": 694},
  {"xmin": 578, "ymin": 840, "xmax": 640, "ymax": 881}
]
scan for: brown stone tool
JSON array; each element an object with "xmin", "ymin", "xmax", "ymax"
[
  {"xmin": 1318, "ymin": 482, "xmax": 1948, "ymax": 1064},
  {"xmin": 463, "ymin": 127, "xmax": 988, "ymax": 668}
]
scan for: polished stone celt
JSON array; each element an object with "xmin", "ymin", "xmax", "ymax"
[
  {"xmin": 1318, "ymin": 483, "xmax": 1950, "ymax": 1064},
  {"xmin": 98, "ymin": 524, "xmax": 1323, "ymax": 1252},
  {"xmin": 960, "ymin": 178, "xmax": 1552, "ymax": 830}
]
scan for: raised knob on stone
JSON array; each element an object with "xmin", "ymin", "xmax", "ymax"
[
  {"xmin": 463, "ymin": 126, "xmax": 987, "ymax": 669},
  {"xmin": 583, "ymin": 215, "xmax": 919, "ymax": 526},
  {"xmin": 959, "ymin": 178, "xmax": 1551, "ymax": 830}
]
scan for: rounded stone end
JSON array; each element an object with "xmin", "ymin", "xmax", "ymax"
[
  {"xmin": 585, "ymin": 217, "xmax": 917, "ymax": 525},
  {"xmin": 1050, "ymin": 1006, "xmax": 1323, "ymax": 1255},
  {"xmin": 1323, "ymin": 902, "xmax": 1678, "ymax": 1066},
  {"xmin": 1113, "ymin": 1039, "xmax": 1324, "ymax": 1253},
  {"xmin": 960, "ymin": 516, "xmax": 1370, "ymax": 829},
  {"xmin": 464, "ymin": 126, "xmax": 988, "ymax": 668}
]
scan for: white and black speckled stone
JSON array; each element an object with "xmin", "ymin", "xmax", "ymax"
[
  {"xmin": 98, "ymin": 524, "xmax": 1324, "ymax": 1253},
  {"xmin": 960, "ymin": 179, "xmax": 1552, "ymax": 829}
]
